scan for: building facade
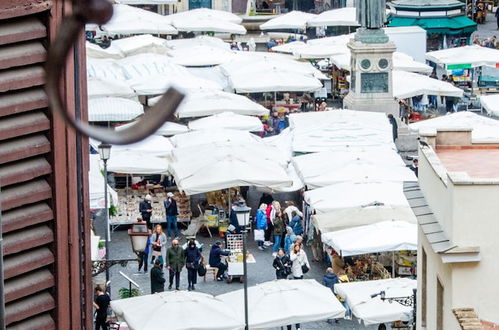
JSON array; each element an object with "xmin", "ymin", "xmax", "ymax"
[
  {"xmin": 408, "ymin": 129, "xmax": 499, "ymax": 329},
  {"xmin": 0, "ymin": 1, "xmax": 91, "ymax": 328}
]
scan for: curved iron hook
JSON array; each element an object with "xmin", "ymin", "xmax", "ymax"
[{"xmin": 45, "ymin": 0, "xmax": 184, "ymax": 145}]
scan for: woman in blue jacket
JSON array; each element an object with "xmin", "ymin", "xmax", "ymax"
[{"xmin": 255, "ymin": 203, "xmax": 267, "ymax": 250}]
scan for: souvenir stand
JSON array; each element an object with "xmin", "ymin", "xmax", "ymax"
[{"xmin": 225, "ymin": 233, "xmax": 256, "ymax": 283}]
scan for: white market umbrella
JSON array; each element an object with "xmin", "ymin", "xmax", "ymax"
[
  {"xmin": 87, "ymin": 58, "xmax": 127, "ymax": 81},
  {"xmin": 271, "ymin": 41, "xmax": 307, "ymax": 54},
  {"xmin": 185, "ymin": 66, "xmax": 231, "ymax": 91},
  {"xmin": 409, "ymin": 111, "xmax": 499, "ymax": 143},
  {"xmin": 393, "ymin": 70, "xmax": 464, "ymax": 99},
  {"xmin": 293, "ymin": 44, "xmax": 349, "ymax": 59},
  {"xmin": 304, "ymin": 182, "xmax": 411, "ymax": 214},
  {"xmin": 89, "ymin": 154, "xmax": 118, "ymax": 209},
  {"xmin": 188, "ymin": 112, "xmax": 263, "ymax": 132},
  {"xmin": 260, "ymin": 11, "xmax": 317, "ymax": 30},
  {"xmin": 107, "ymin": 152, "xmax": 170, "ymax": 174},
  {"xmin": 118, "ymin": 53, "xmax": 174, "ymax": 80},
  {"xmin": 217, "ymin": 280, "xmax": 345, "ymax": 328},
  {"xmin": 307, "ymin": 33, "xmax": 355, "ymax": 46},
  {"xmin": 116, "ymin": 120, "xmax": 189, "ymax": 136},
  {"xmin": 167, "ymin": 8, "xmax": 243, "ymax": 24},
  {"xmin": 111, "ymin": 34, "xmax": 171, "ymax": 56},
  {"xmin": 321, "ymin": 221, "xmax": 417, "ymax": 256},
  {"xmin": 165, "ymin": 35, "xmax": 230, "ymax": 50},
  {"xmin": 307, "ymin": 7, "xmax": 359, "ymax": 27},
  {"xmin": 86, "ymin": 42, "xmax": 124, "ymax": 59},
  {"xmin": 168, "ymin": 90, "xmax": 268, "ymax": 118},
  {"xmin": 168, "ymin": 45, "xmax": 235, "ymax": 67},
  {"xmin": 88, "ymin": 97, "xmax": 143, "ymax": 122},
  {"xmin": 169, "ymin": 129, "xmax": 261, "ymax": 148},
  {"xmin": 87, "ymin": 78, "xmax": 136, "ymax": 99},
  {"xmin": 230, "ymin": 69, "xmax": 322, "ymax": 93},
  {"xmin": 334, "ymin": 278, "xmax": 417, "ymax": 325},
  {"xmin": 172, "ymin": 19, "xmax": 246, "ymax": 34},
  {"xmin": 101, "ymin": 4, "xmax": 177, "ymax": 36},
  {"xmin": 110, "ymin": 291, "xmax": 244, "ymax": 330},
  {"xmin": 128, "ymin": 73, "xmax": 222, "ymax": 95},
  {"xmin": 481, "ymin": 93, "xmax": 499, "ymax": 116},
  {"xmin": 110, "ymin": 135, "xmax": 174, "ymax": 157},
  {"xmin": 425, "ymin": 45, "xmax": 499, "ymax": 69}
]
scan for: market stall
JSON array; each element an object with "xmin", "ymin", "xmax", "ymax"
[
  {"xmin": 480, "ymin": 93, "xmax": 499, "ymax": 116},
  {"xmin": 88, "ymin": 97, "xmax": 144, "ymax": 122},
  {"xmin": 116, "ymin": 120, "xmax": 189, "ymax": 137},
  {"xmin": 217, "ymin": 279, "xmax": 345, "ymax": 328},
  {"xmin": 334, "ymin": 278, "xmax": 417, "ymax": 326},
  {"xmin": 224, "ymin": 233, "xmax": 256, "ymax": 283},
  {"xmin": 260, "ymin": 11, "xmax": 317, "ymax": 31},
  {"xmin": 111, "ymin": 291, "xmax": 244, "ymax": 330},
  {"xmin": 392, "ymin": 70, "xmax": 464, "ymax": 99},
  {"xmin": 187, "ymin": 112, "xmax": 263, "ymax": 132}
]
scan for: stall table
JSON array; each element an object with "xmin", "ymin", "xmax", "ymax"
[{"xmin": 225, "ymin": 234, "xmax": 256, "ymax": 283}]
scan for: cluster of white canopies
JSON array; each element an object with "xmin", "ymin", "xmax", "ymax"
[{"xmin": 110, "ymin": 278, "xmax": 417, "ymax": 330}]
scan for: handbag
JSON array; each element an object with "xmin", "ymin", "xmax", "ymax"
[
  {"xmin": 186, "ymin": 262, "xmax": 193, "ymax": 269},
  {"xmin": 254, "ymin": 229, "xmax": 265, "ymax": 241},
  {"xmin": 301, "ymin": 263, "xmax": 309, "ymax": 274},
  {"xmin": 197, "ymin": 264, "xmax": 207, "ymax": 276}
]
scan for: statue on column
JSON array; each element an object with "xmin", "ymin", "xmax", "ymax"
[{"xmin": 356, "ymin": 0, "xmax": 386, "ymax": 29}]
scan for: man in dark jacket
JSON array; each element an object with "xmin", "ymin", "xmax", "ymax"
[
  {"xmin": 139, "ymin": 194, "xmax": 153, "ymax": 228},
  {"xmin": 322, "ymin": 267, "xmax": 338, "ymax": 291},
  {"xmin": 93, "ymin": 286, "xmax": 110, "ymax": 330},
  {"xmin": 166, "ymin": 239, "xmax": 184, "ymax": 290},
  {"xmin": 387, "ymin": 114, "xmax": 398, "ymax": 142},
  {"xmin": 209, "ymin": 241, "xmax": 230, "ymax": 281},
  {"xmin": 164, "ymin": 192, "xmax": 179, "ymax": 238},
  {"xmin": 150, "ymin": 259, "xmax": 165, "ymax": 294}
]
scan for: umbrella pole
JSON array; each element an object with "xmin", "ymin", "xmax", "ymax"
[
  {"xmin": 274, "ymin": 92, "xmax": 277, "ymax": 107},
  {"xmin": 392, "ymin": 251, "xmax": 395, "ymax": 278}
]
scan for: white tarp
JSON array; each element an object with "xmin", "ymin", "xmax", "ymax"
[
  {"xmin": 88, "ymin": 97, "xmax": 143, "ymax": 122},
  {"xmin": 307, "ymin": 33, "xmax": 355, "ymax": 46},
  {"xmin": 229, "ymin": 69, "xmax": 322, "ymax": 93},
  {"xmin": 166, "ymin": 8, "xmax": 243, "ymax": 24},
  {"xmin": 107, "ymin": 152, "xmax": 169, "ymax": 174},
  {"xmin": 188, "ymin": 112, "xmax": 263, "ymax": 132},
  {"xmin": 169, "ymin": 129, "xmax": 261, "ymax": 148},
  {"xmin": 165, "ymin": 36, "xmax": 230, "ymax": 50},
  {"xmin": 151, "ymin": 90, "xmax": 268, "ymax": 118},
  {"xmin": 116, "ymin": 120, "xmax": 189, "ymax": 136},
  {"xmin": 409, "ymin": 111, "xmax": 499, "ymax": 143},
  {"xmin": 186, "ymin": 67, "xmax": 231, "ymax": 91},
  {"xmin": 218, "ymin": 280, "xmax": 345, "ymax": 329},
  {"xmin": 271, "ymin": 41, "xmax": 307, "ymax": 54},
  {"xmin": 168, "ymin": 45, "xmax": 235, "ymax": 66},
  {"xmin": 111, "ymin": 135, "xmax": 174, "ymax": 158},
  {"xmin": 111, "ymin": 34, "xmax": 170, "ymax": 56},
  {"xmin": 87, "ymin": 58, "xmax": 127, "ymax": 81},
  {"xmin": 303, "ymin": 182, "xmax": 410, "ymax": 213},
  {"xmin": 118, "ymin": 53, "xmax": 174, "ymax": 79},
  {"xmin": 307, "ymin": 7, "xmax": 359, "ymax": 27},
  {"xmin": 86, "ymin": 42, "xmax": 124, "ymax": 59},
  {"xmin": 172, "ymin": 18, "xmax": 246, "ymax": 34},
  {"xmin": 293, "ymin": 44, "xmax": 349, "ymax": 60},
  {"xmin": 330, "ymin": 52, "xmax": 433, "ymax": 74},
  {"xmin": 321, "ymin": 221, "xmax": 417, "ymax": 256},
  {"xmin": 260, "ymin": 11, "xmax": 317, "ymax": 30},
  {"xmin": 87, "ymin": 78, "xmax": 136, "ymax": 99},
  {"xmin": 111, "ymin": 291, "xmax": 244, "ymax": 330},
  {"xmin": 393, "ymin": 71, "xmax": 464, "ymax": 99},
  {"xmin": 334, "ymin": 278, "xmax": 417, "ymax": 325},
  {"xmin": 128, "ymin": 73, "xmax": 222, "ymax": 95},
  {"xmin": 425, "ymin": 45, "xmax": 499, "ymax": 69},
  {"xmin": 480, "ymin": 94, "xmax": 499, "ymax": 116},
  {"xmin": 89, "ymin": 154, "xmax": 118, "ymax": 209},
  {"xmin": 289, "ymin": 110, "xmax": 395, "ymax": 153},
  {"xmin": 101, "ymin": 4, "xmax": 177, "ymax": 36}
]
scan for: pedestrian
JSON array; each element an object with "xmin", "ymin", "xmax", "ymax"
[
  {"xmin": 272, "ymin": 210, "xmax": 285, "ymax": 256},
  {"xmin": 150, "ymin": 258, "xmax": 166, "ymax": 293},
  {"xmin": 310, "ymin": 228, "xmax": 322, "ymax": 263},
  {"xmin": 139, "ymin": 194, "xmax": 153, "ymax": 228},
  {"xmin": 283, "ymin": 201, "xmax": 303, "ymax": 223},
  {"xmin": 164, "ymin": 192, "xmax": 179, "ymax": 238},
  {"xmin": 255, "ymin": 203, "xmax": 268, "ymax": 250},
  {"xmin": 273, "ymin": 248, "xmax": 291, "ymax": 279},
  {"xmin": 410, "ymin": 158, "xmax": 419, "ymax": 177},
  {"xmin": 184, "ymin": 239, "xmax": 201, "ymax": 291},
  {"xmin": 331, "ymin": 249, "xmax": 345, "ymax": 275},
  {"xmin": 166, "ymin": 239, "xmax": 184, "ymax": 290},
  {"xmin": 150, "ymin": 225, "xmax": 167, "ymax": 266},
  {"xmin": 289, "ymin": 211, "xmax": 303, "ymax": 236},
  {"xmin": 93, "ymin": 286, "xmax": 110, "ymax": 330},
  {"xmin": 264, "ymin": 203, "xmax": 274, "ymax": 246},
  {"xmin": 229, "ymin": 205, "xmax": 241, "ymax": 234},
  {"xmin": 496, "ymin": 7, "xmax": 499, "ymax": 30},
  {"xmin": 209, "ymin": 241, "xmax": 230, "ymax": 281},
  {"xmin": 138, "ymin": 219, "xmax": 150, "ymax": 273},
  {"xmin": 284, "ymin": 226, "xmax": 296, "ymax": 255},
  {"xmin": 290, "ymin": 243, "xmax": 310, "ymax": 279},
  {"xmin": 388, "ymin": 114, "xmax": 398, "ymax": 142}
]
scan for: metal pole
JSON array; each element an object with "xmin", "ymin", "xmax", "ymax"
[
  {"xmin": 104, "ymin": 159, "xmax": 110, "ymax": 285},
  {"xmin": 413, "ymin": 288, "xmax": 417, "ymax": 330},
  {"xmin": 242, "ymin": 229, "xmax": 249, "ymax": 330},
  {"xmin": 392, "ymin": 251, "xmax": 395, "ymax": 278},
  {"xmin": 0, "ymin": 187, "xmax": 6, "ymax": 330}
]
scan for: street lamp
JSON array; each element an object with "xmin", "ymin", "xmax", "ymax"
[
  {"xmin": 98, "ymin": 143, "xmax": 112, "ymax": 284},
  {"xmin": 128, "ymin": 220, "xmax": 151, "ymax": 255},
  {"xmin": 234, "ymin": 205, "xmax": 251, "ymax": 330},
  {"xmin": 371, "ymin": 288, "xmax": 417, "ymax": 329}
]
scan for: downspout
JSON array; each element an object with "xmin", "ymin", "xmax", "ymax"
[{"xmin": 0, "ymin": 186, "xmax": 6, "ymax": 330}]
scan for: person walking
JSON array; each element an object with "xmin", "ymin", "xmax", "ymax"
[
  {"xmin": 150, "ymin": 259, "xmax": 166, "ymax": 293},
  {"xmin": 255, "ymin": 203, "xmax": 268, "ymax": 250},
  {"xmin": 283, "ymin": 201, "xmax": 302, "ymax": 222},
  {"xmin": 166, "ymin": 239, "xmax": 184, "ymax": 290},
  {"xmin": 93, "ymin": 286, "xmax": 110, "ymax": 330},
  {"xmin": 290, "ymin": 243, "xmax": 310, "ymax": 279},
  {"xmin": 272, "ymin": 210, "xmax": 285, "ymax": 256},
  {"xmin": 150, "ymin": 225, "xmax": 167, "ymax": 266},
  {"xmin": 331, "ymin": 249, "xmax": 345, "ymax": 275},
  {"xmin": 289, "ymin": 211, "xmax": 303, "ymax": 236},
  {"xmin": 164, "ymin": 192, "xmax": 179, "ymax": 238},
  {"xmin": 209, "ymin": 241, "xmax": 230, "ymax": 281},
  {"xmin": 496, "ymin": 6, "xmax": 499, "ymax": 30},
  {"xmin": 264, "ymin": 203, "xmax": 274, "ymax": 246},
  {"xmin": 138, "ymin": 230, "xmax": 150, "ymax": 273},
  {"xmin": 273, "ymin": 248, "xmax": 291, "ymax": 279},
  {"xmin": 322, "ymin": 268, "xmax": 339, "ymax": 324},
  {"xmin": 139, "ymin": 194, "xmax": 153, "ymax": 228},
  {"xmin": 185, "ymin": 239, "xmax": 201, "ymax": 291},
  {"xmin": 388, "ymin": 114, "xmax": 398, "ymax": 142},
  {"xmin": 284, "ymin": 226, "xmax": 296, "ymax": 255}
]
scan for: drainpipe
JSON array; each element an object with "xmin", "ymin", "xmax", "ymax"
[{"xmin": 0, "ymin": 186, "xmax": 6, "ymax": 330}]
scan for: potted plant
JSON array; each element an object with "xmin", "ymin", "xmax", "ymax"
[{"xmin": 118, "ymin": 287, "xmax": 140, "ymax": 299}]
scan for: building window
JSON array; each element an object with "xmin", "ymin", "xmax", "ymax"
[
  {"xmin": 437, "ymin": 277, "xmax": 444, "ymax": 330},
  {"xmin": 422, "ymin": 248, "xmax": 427, "ymax": 327}
]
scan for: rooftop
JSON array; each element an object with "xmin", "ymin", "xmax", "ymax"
[{"xmin": 436, "ymin": 146, "xmax": 499, "ymax": 179}]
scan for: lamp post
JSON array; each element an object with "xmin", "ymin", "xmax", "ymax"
[
  {"xmin": 128, "ymin": 220, "xmax": 152, "ymax": 257},
  {"xmin": 372, "ymin": 288, "xmax": 417, "ymax": 329},
  {"xmin": 234, "ymin": 205, "xmax": 251, "ymax": 330},
  {"xmin": 98, "ymin": 143, "xmax": 111, "ymax": 283}
]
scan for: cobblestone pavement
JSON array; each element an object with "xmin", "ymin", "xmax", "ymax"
[
  {"xmin": 471, "ymin": 12, "xmax": 498, "ymax": 39},
  {"xmin": 94, "ymin": 194, "xmax": 390, "ymax": 330}
]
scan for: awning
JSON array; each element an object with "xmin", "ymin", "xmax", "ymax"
[{"xmin": 388, "ymin": 15, "xmax": 477, "ymax": 35}]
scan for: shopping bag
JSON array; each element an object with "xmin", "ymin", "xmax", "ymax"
[{"xmin": 254, "ymin": 229, "xmax": 265, "ymax": 241}]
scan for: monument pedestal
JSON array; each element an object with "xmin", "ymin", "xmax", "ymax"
[{"xmin": 343, "ymin": 28, "xmax": 398, "ymax": 117}]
